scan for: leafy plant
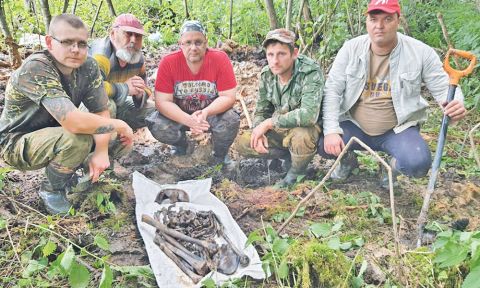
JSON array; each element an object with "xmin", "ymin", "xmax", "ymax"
[
  {"xmin": 0, "ymin": 167, "xmax": 13, "ymax": 191},
  {"xmin": 96, "ymin": 192, "xmax": 117, "ymax": 214},
  {"xmin": 246, "ymin": 224, "xmax": 292, "ymax": 285},
  {"xmin": 433, "ymin": 229, "xmax": 480, "ymax": 288}
]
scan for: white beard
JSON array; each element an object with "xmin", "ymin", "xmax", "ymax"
[{"xmin": 116, "ymin": 47, "xmax": 142, "ymax": 64}]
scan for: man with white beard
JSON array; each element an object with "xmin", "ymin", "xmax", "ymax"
[{"xmin": 90, "ymin": 13, "xmax": 155, "ymax": 130}]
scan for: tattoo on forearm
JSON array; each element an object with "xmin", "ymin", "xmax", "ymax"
[
  {"xmin": 94, "ymin": 125, "xmax": 115, "ymax": 134},
  {"xmin": 43, "ymin": 98, "xmax": 75, "ymax": 121}
]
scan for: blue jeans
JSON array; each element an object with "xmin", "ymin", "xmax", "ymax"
[{"xmin": 317, "ymin": 121, "xmax": 431, "ymax": 178}]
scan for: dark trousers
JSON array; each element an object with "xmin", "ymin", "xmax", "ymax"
[
  {"xmin": 146, "ymin": 108, "xmax": 240, "ymax": 157},
  {"xmin": 317, "ymin": 121, "xmax": 432, "ymax": 178}
]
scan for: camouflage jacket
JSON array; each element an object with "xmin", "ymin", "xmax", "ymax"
[
  {"xmin": 89, "ymin": 37, "xmax": 147, "ymax": 106},
  {"xmin": 0, "ymin": 50, "xmax": 107, "ymax": 146},
  {"xmin": 253, "ymin": 54, "xmax": 324, "ymax": 129}
]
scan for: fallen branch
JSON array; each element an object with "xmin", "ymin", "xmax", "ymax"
[
  {"xmin": 469, "ymin": 122, "xmax": 480, "ymax": 167},
  {"xmin": 277, "ymin": 137, "xmax": 403, "ymax": 277},
  {"xmin": 235, "ymin": 207, "xmax": 250, "ymax": 221},
  {"xmin": 437, "ymin": 13, "xmax": 460, "ymax": 68},
  {"xmin": 5, "ymin": 221, "xmax": 24, "ymax": 271},
  {"xmin": 236, "ymin": 87, "xmax": 253, "ymax": 129}
]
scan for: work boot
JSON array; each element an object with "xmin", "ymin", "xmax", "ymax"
[
  {"xmin": 38, "ymin": 181, "xmax": 71, "ymax": 215},
  {"xmin": 264, "ymin": 148, "xmax": 291, "ymax": 172},
  {"xmin": 211, "ymin": 153, "xmax": 237, "ymax": 172},
  {"xmin": 274, "ymin": 152, "xmax": 315, "ymax": 188},
  {"xmin": 330, "ymin": 151, "xmax": 358, "ymax": 181},
  {"xmin": 170, "ymin": 135, "xmax": 189, "ymax": 156},
  {"xmin": 39, "ymin": 165, "xmax": 76, "ymax": 214},
  {"xmin": 380, "ymin": 157, "xmax": 401, "ymax": 189}
]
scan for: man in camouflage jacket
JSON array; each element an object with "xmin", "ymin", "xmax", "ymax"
[
  {"xmin": 0, "ymin": 14, "xmax": 134, "ymax": 214},
  {"xmin": 236, "ymin": 29, "xmax": 324, "ymax": 187}
]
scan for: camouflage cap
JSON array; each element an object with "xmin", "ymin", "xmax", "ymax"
[
  {"xmin": 262, "ymin": 28, "xmax": 296, "ymax": 47},
  {"xmin": 180, "ymin": 20, "xmax": 206, "ymax": 36}
]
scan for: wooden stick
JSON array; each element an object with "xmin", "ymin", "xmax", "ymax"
[
  {"xmin": 469, "ymin": 122, "xmax": 480, "ymax": 167},
  {"xmin": 5, "ymin": 221, "xmax": 24, "ymax": 271},
  {"xmin": 437, "ymin": 13, "xmax": 460, "ymax": 68},
  {"xmin": 236, "ymin": 87, "xmax": 253, "ymax": 129},
  {"xmin": 277, "ymin": 137, "xmax": 402, "ymax": 268}
]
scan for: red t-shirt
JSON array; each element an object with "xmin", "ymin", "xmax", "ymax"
[{"xmin": 154, "ymin": 49, "xmax": 237, "ymax": 114}]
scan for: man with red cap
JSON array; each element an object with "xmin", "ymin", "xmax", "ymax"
[
  {"xmin": 318, "ymin": 0, "xmax": 466, "ymax": 187},
  {"xmin": 90, "ymin": 13, "xmax": 155, "ymax": 130}
]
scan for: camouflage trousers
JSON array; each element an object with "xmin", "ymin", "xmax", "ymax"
[
  {"xmin": 111, "ymin": 97, "xmax": 156, "ymax": 130},
  {"xmin": 1, "ymin": 127, "xmax": 131, "ymax": 176},
  {"xmin": 236, "ymin": 125, "xmax": 321, "ymax": 159},
  {"xmin": 146, "ymin": 108, "xmax": 240, "ymax": 157}
]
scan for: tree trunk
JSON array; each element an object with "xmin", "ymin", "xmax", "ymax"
[
  {"xmin": 24, "ymin": 0, "xmax": 35, "ymax": 14},
  {"xmin": 264, "ymin": 0, "xmax": 278, "ymax": 29},
  {"xmin": 285, "ymin": 0, "xmax": 292, "ymax": 30},
  {"xmin": 228, "ymin": 0, "xmax": 233, "ymax": 39},
  {"xmin": 476, "ymin": 0, "xmax": 480, "ymax": 12},
  {"xmin": 91, "ymin": 0, "xmax": 103, "ymax": 36},
  {"xmin": 62, "ymin": 0, "xmax": 69, "ymax": 13},
  {"xmin": 302, "ymin": 0, "xmax": 312, "ymax": 22},
  {"xmin": 39, "ymin": 0, "xmax": 51, "ymax": 32},
  {"xmin": 105, "ymin": 0, "xmax": 116, "ymax": 16},
  {"xmin": 72, "ymin": 0, "xmax": 78, "ymax": 14},
  {"xmin": 0, "ymin": 0, "xmax": 22, "ymax": 68},
  {"xmin": 183, "ymin": 0, "xmax": 189, "ymax": 18}
]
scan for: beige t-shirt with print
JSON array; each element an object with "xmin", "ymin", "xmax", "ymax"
[{"xmin": 350, "ymin": 50, "xmax": 398, "ymax": 136}]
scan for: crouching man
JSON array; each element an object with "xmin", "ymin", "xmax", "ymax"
[
  {"xmin": 318, "ymin": 0, "xmax": 465, "ymax": 188},
  {"xmin": 236, "ymin": 29, "xmax": 324, "ymax": 187},
  {"xmin": 146, "ymin": 20, "xmax": 239, "ymax": 167},
  {"xmin": 0, "ymin": 14, "xmax": 134, "ymax": 214}
]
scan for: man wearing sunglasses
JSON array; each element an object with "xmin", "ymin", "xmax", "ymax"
[
  {"xmin": 0, "ymin": 14, "xmax": 134, "ymax": 214},
  {"xmin": 146, "ymin": 20, "xmax": 239, "ymax": 169},
  {"xmin": 90, "ymin": 13, "xmax": 155, "ymax": 131}
]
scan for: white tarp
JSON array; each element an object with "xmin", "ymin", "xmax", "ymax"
[{"xmin": 132, "ymin": 171, "xmax": 265, "ymax": 287}]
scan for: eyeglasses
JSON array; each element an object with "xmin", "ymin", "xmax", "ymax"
[
  {"xmin": 50, "ymin": 36, "xmax": 90, "ymax": 50},
  {"xmin": 180, "ymin": 40, "xmax": 205, "ymax": 48}
]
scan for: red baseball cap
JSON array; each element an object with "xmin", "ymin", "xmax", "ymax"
[
  {"xmin": 367, "ymin": 0, "xmax": 401, "ymax": 16},
  {"xmin": 113, "ymin": 13, "xmax": 146, "ymax": 35}
]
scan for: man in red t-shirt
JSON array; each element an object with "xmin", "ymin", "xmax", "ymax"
[{"xmin": 146, "ymin": 20, "xmax": 239, "ymax": 166}]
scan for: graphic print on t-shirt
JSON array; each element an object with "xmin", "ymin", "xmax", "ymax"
[
  {"xmin": 351, "ymin": 51, "xmax": 397, "ymax": 136},
  {"xmin": 362, "ymin": 77, "xmax": 391, "ymax": 99},
  {"xmin": 173, "ymin": 80, "xmax": 218, "ymax": 114}
]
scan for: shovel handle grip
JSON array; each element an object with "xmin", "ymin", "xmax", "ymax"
[{"xmin": 443, "ymin": 48, "xmax": 477, "ymax": 85}]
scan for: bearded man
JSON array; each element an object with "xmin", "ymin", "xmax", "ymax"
[{"xmin": 89, "ymin": 13, "xmax": 155, "ymax": 130}]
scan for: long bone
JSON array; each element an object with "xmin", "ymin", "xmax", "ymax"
[
  {"xmin": 153, "ymin": 235, "xmax": 203, "ymax": 284},
  {"xmin": 142, "ymin": 214, "xmax": 218, "ymax": 254},
  {"xmin": 161, "ymin": 233, "xmax": 210, "ymax": 275},
  {"xmin": 214, "ymin": 215, "xmax": 250, "ymax": 267}
]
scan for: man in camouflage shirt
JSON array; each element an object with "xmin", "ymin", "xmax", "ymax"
[
  {"xmin": 236, "ymin": 29, "xmax": 324, "ymax": 187},
  {"xmin": 0, "ymin": 14, "xmax": 134, "ymax": 214}
]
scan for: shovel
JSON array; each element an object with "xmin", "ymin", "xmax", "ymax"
[{"xmin": 416, "ymin": 48, "xmax": 476, "ymax": 247}]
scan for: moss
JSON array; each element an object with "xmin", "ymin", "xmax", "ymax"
[{"xmin": 285, "ymin": 239, "xmax": 351, "ymax": 288}]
